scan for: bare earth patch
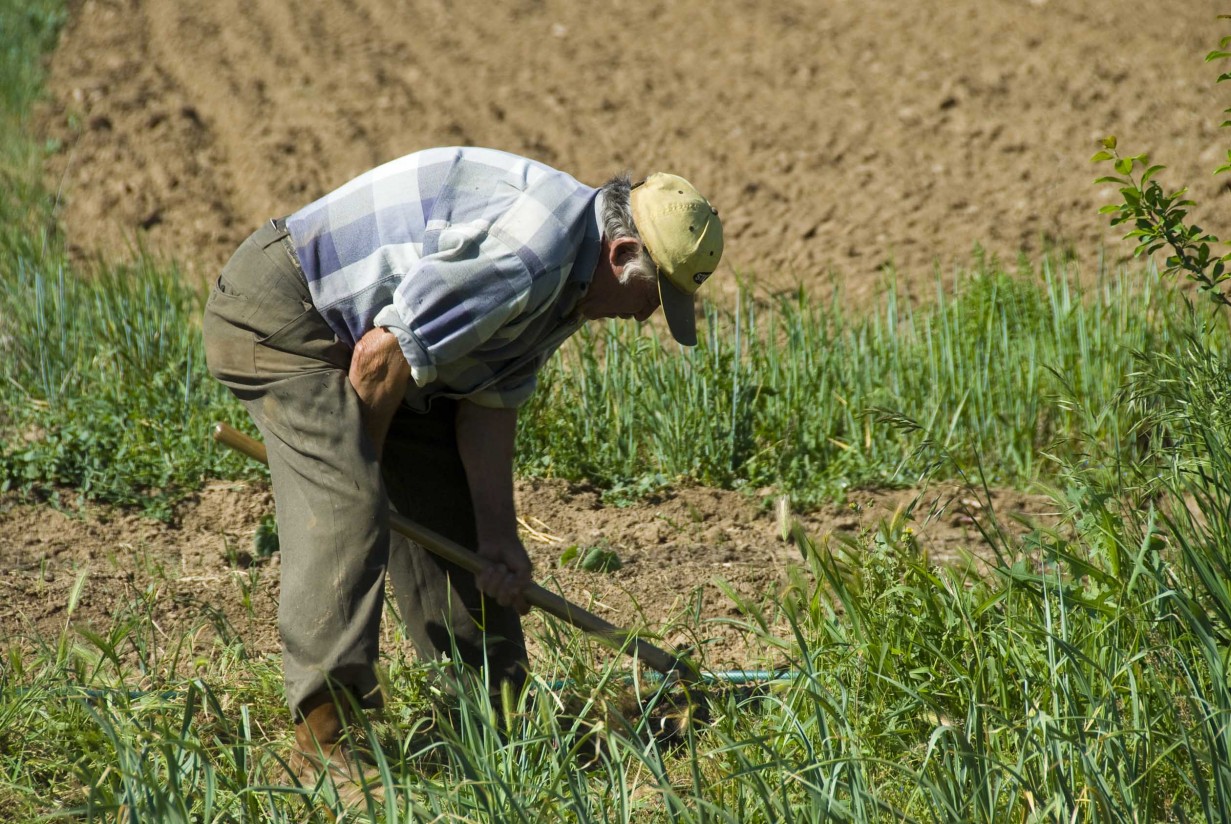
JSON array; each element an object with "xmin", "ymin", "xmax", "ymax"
[
  {"xmin": 0, "ymin": 481, "xmax": 1056, "ymax": 678},
  {"xmin": 37, "ymin": 0, "xmax": 1231, "ymax": 303}
]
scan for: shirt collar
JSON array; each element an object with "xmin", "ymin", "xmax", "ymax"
[
  {"xmin": 557, "ymin": 189, "xmax": 603, "ymax": 319},
  {"xmin": 576, "ymin": 190, "xmax": 604, "ymax": 290}
]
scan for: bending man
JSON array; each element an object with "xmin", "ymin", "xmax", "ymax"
[{"xmin": 202, "ymin": 146, "xmax": 723, "ymax": 796}]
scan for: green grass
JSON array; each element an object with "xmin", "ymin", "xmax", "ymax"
[
  {"xmin": 2, "ymin": 241, "xmax": 1207, "ymax": 518},
  {"xmin": 6, "ymin": 439, "xmax": 1231, "ymax": 821},
  {"xmin": 520, "ymin": 264, "xmax": 1207, "ymax": 508},
  {"xmin": 0, "ymin": 256, "xmax": 264, "ymax": 518},
  {"xmin": 6, "ymin": 2, "xmax": 1231, "ymax": 821},
  {"xmin": 0, "ymin": 5, "xmax": 1210, "ymax": 517},
  {"xmin": 0, "ymin": 1, "xmax": 63, "ymax": 210},
  {"xmin": 0, "ymin": 0, "xmax": 259, "ymax": 519}
]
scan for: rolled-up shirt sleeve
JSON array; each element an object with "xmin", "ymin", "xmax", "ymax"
[
  {"xmin": 374, "ymin": 220, "xmax": 533, "ymax": 388},
  {"xmin": 372, "ymin": 303, "xmax": 437, "ymax": 386}
]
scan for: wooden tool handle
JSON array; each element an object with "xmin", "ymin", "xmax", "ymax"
[{"xmin": 212, "ymin": 422, "xmax": 697, "ymax": 682}]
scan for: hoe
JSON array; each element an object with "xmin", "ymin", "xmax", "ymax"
[{"xmin": 211, "ymin": 422, "xmax": 713, "ymax": 735}]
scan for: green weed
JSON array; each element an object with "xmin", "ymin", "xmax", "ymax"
[{"xmin": 520, "ymin": 263, "xmax": 1204, "ymax": 509}]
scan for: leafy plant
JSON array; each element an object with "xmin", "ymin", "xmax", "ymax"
[
  {"xmin": 1092, "ymin": 16, "xmax": 1231, "ymax": 305},
  {"xmin": 558, "ymin": 543, "xmax": 623, "ymax": 573},
  {"xmin": 253, "ymin": 512, "xmax": 279, "ymax": 559}
]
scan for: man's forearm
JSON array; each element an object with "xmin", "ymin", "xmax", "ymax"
[
  {"xmin": 455, "ymin": 400, "xmax": 531, "ymax": 612},
  {"xmin": 348, "ymin": 326, "xmax": 412, "ymax": 456}
]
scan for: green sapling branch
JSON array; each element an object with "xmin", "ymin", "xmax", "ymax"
[
  {"xmin": 1093, "ymin": 140, "xmax": 1231, "ymax": 307},
  {"xmin": 1091, "ymin": 18, "xmax": 1231, "ymax": 309}
]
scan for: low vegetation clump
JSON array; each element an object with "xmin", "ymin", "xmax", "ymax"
[
  {"xmin": 519, "ymin": 263, "xmax": 1210, "ymax": 506},
  {"xmin": 5, "ymin": 3, "xmax": 1231, "ymax": 822}
]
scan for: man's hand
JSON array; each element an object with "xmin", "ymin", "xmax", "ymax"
[
  {"xmin": 455, "ymin": 402, "xmax": 532, "ymax": 614},
  {"xmin": 474, "ymin": 535, "xmax": 533, "ymax": 615},
  {"xmin": 349, "ymin": 326, "xmax": 411, "ymax": 457}
]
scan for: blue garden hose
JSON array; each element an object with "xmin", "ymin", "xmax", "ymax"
[{"xmin": 547, "ymin": 669, "xmax": 799, "ymax": 690}]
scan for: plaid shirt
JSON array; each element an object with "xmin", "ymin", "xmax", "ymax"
[{"xmin": 286, "ymin": 147, "xmax": 601, "ymax": 409}]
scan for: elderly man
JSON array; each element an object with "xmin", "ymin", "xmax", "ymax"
[{"xmin": 202, "ymin": 146, "xmax": 723, "ymax": 796}]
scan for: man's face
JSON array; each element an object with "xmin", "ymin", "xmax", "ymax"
[{"xmin": 578, "ymin": 270, "xmax": 661, "ymax": 323}]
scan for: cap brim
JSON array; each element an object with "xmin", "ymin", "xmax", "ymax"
[{"xmin": 658, "ymin": 273, "xmax": 697, "ymax": 346}]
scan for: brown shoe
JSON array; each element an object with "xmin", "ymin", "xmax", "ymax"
[{"xmin": 287, "ymin": 692, "xmax": 386, "ymax": 808}]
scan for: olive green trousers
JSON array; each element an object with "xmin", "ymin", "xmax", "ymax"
[{"xmin": 202, "ymin": 220, "xmax": 527, "ymax": 717}]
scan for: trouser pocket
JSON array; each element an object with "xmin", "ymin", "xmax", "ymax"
[
  {"xmin": 203, "ymin": 275, "xmax": 258, "ymax": 385},
  {"xmin": 203, "ymin": 225, "xmax": 351, "ymax": 387},
  {"xmin": 255, "ymin": 300, "xmax": 351, "ymax": 374}
]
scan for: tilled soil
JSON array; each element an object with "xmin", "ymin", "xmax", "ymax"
[
  {"xmin": 0, "ymin": 480, "xmax": 1055, "ymax": 674},
  {"xmin": 38, "ymin": 0, "xmax": 1231, "ymax": 303}
]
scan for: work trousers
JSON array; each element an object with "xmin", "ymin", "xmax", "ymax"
[{"xmin": 202, "ymin": 220, "xmax": 527, "ymax": 717}]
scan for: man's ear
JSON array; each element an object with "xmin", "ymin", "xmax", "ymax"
[{"xmin": 609, "ymin": 236, "xmax": 643, "ymax": 270}]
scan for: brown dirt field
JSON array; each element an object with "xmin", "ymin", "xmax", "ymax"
[
  {"xmin": 39, "ymin": 0, "xmax": 1231, "ymax": 301},
  {"xmin": 0, "ymin": 480, "xmax": 1056, "ymax": 674},
  {"xmin": 4, "ymin": 0, "xmax": 1220, "ymax": 683}
]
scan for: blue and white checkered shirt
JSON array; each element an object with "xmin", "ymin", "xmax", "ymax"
[{"xmin": 286, "ymin": 147, "xmax": 601, "ymax": 410}]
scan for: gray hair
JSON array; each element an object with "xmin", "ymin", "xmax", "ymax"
[{"xmin": 599, "ymin": 173, "xmax": 657, "ymax": 286}]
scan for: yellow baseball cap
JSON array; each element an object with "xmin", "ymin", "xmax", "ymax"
[{"xmin": 630, "ymin": 173, "xmax": 724, "ymax": 346}]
